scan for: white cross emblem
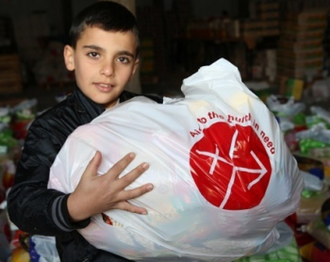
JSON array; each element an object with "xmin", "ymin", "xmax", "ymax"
[{"xmin": 195, "ymin": 130, "xmax": 267, "ymax": 208}]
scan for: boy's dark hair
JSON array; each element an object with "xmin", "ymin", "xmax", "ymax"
[{"xmin": 69, "ymin": 1, "xmax": 140, "ymax": 57}]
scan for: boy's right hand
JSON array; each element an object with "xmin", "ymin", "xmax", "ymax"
[{"xmin": 67, "ymin": 151, "xmax": 152, "ymax": 222}]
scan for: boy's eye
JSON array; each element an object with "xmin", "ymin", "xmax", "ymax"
[
  {"xmin": 117, "ymin": 57, "xmax": 130, "ymax": 63},
  {"xmin": 88, "ymin": 52, "xmax": 100, "ymax": 58}
]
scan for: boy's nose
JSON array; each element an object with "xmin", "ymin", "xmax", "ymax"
[{"xmin": 101, "ymin": 61, "xmax": 115, "ymax": 77}]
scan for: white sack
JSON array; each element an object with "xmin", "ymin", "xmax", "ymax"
[{"xmin": 48, "ymin": 58, "xmax": 304, "ymax": 261}]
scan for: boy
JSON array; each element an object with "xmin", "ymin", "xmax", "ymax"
[{"xmin": 7, "ymin": 2, "xmax": 162, "ymax": 261}]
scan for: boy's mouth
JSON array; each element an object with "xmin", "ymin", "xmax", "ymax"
[{"xmin": 95, "ymin": 82, "xmax": 114, "ymax": 92}]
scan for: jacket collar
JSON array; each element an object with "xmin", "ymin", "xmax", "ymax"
[
  {"xmin": 71, "ymin": 86, "xmax": 140, "ymax": 119},
  {"xmin": 72, "ymin": 86, "xmax": 105, "ymax": 119}
]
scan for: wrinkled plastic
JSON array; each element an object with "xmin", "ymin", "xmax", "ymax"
[
  {"xmin": 266, "ymin": 95, "xmax": 306, "ymax": 117},
  {"xmin": 30, "ymin": 235, "xmax": 60, "ymax": 262},
  {"xmin": 48, "ymin": 58, "xmax": 304, "ymax": 261},
  {"xmin": 237, "ymin": 236, "xmax": 300, "ymax": 262},
  {"xmin": 296, "ymin": 124, "xmax": 330, "ymax": 146},
  {"xmin": 301, "ymin": 170, "xmax": 323, "ymax": 191},
  {"xmin": 310, "ymin": 106, "xmax": 330, "ymax": 125}
]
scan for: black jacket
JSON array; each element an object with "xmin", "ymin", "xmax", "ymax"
[{"xmin": 7, "ymin": 86, "xmax": 163, "ymax": 262}]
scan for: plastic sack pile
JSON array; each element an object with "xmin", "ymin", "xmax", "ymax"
[{"xmin": 48, "ymin": 58, "xmax": 304, "ymax": 261}]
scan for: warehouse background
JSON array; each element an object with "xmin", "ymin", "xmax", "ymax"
[{"xmin": 0, "ymin": 0, "xmax": 329, "ymax": 105}]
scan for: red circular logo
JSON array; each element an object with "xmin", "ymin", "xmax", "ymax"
[{"xmin": 190, "ymin": 122, "xmax": 272, "ymax": 210}]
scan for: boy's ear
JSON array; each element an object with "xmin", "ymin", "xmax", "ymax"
[{"xmin": 63, "ymin": 45, "xmax": 75, "ymax": 71}]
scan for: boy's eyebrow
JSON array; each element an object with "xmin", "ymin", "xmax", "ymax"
[
  {"xmin": 118, "ymin": 51, "xmax": 135, "ymax": 58},
  {"xmin": 83, "ymin": 45, "xmax": 135, "ymax": 58},
  {"xmin": 83, "ymin": 45, "xmax": 103, "ymax": 51}
]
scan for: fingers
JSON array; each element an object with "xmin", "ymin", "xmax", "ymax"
[
  {"xmin": 108, "ymin": 159, "xmax": 153, "ymax": 215},
  {"xmin": 109, "ymin": 152, "xmax": 137, "ymax": 180},
  {"xmin": 76, "ymin": 152, "xmax": 153, "ymax": 217},
  {"xmin": 118, "ymin": 161, "xmax": 150, "ymax": 187},
  {"xmin": 83, "ymin": 151, "xmax": 102, "ymax": 178},
  {"xmin": 115, "ymin": 200, "xmax": 149, "ymax": 215},
  {"xmin": 123, "ymin": 181, "xmax": 154, "ymax": 200},
  {"xmin": 112, "ymin": 182, "xmax": 154, "ymax": 215}
]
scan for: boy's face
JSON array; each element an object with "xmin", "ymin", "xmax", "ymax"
[{"xmin": 64, "ymin": 26, "xmax": 139, "ymax": 108}]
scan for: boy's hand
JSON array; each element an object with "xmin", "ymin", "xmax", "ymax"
[{"xmin": 67, "ymin": 151, "xmax": 152, "ymax": 222}]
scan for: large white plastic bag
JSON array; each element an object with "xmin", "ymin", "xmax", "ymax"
[{"xmin": 48, "ymin": 58, "xmax": 303, "ymax": 261}]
